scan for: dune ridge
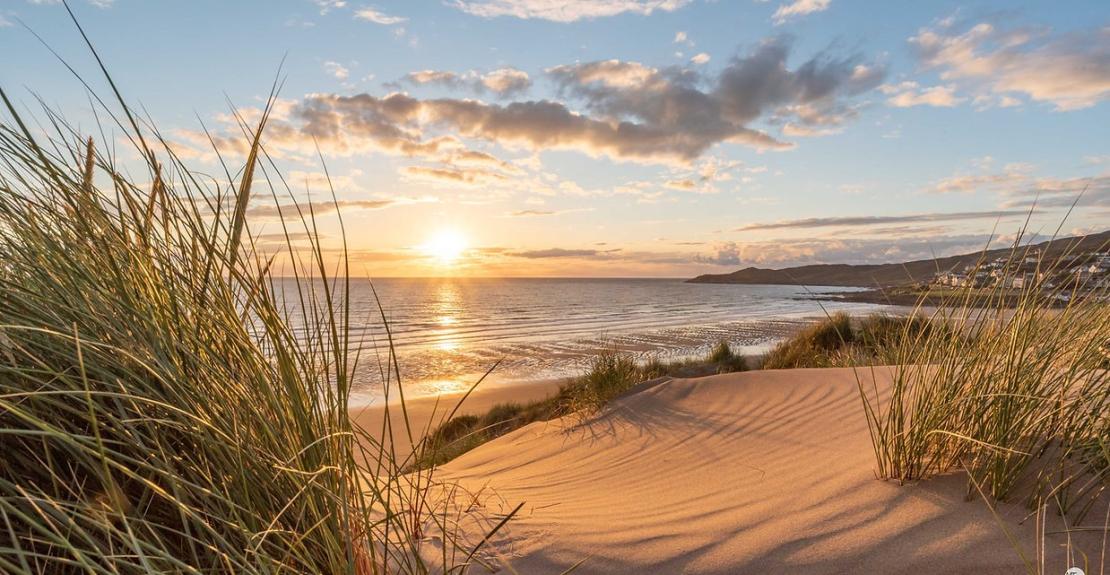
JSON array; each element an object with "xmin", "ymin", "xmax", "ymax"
[{"xmin": 427, "ymin": 367, "xmax": 1105, "ymax": 574}]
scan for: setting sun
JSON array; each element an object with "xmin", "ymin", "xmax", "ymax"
[{"xmin": 420, "ymin": 229, "xmax": 468, "ymax": 264}]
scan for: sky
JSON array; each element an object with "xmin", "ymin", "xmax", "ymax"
[{"xmin": 1, "ymin": 0, "xmax": 1108, "ymax": 277}]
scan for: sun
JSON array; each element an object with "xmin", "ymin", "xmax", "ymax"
[{"xmin": 420, "ymin": 229, "xmax": 468, "ymax": 264}]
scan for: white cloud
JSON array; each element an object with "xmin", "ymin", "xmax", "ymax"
[
  {"xmin": 186, "ymin": 39, "xmax": 884, "ymax": 169},
  {"xmin": 690, "ymin": 52, "xmax": 711, "ymax": 65},
  {"xmin": 911, "ymin": 20, "xmax": 1110, "ymax": 110},
  {"xmin": 312, "ymin": 0, "xmax": 347, "ymax": 15},
  {"xmin": 928, "ymin": 161, "xmax": 1110, "ymax": 209},
  {"xmin": 397, "ymin": 67, "xmax": 532, "ymax": 97},
  {"xmin": 772, "ymin": 0, "xmax": 829, "ymax": 24},
  {"xmin": 323, "ymin": 61, "xmax": 350, "ymax": 80},
  {"xmin": 880, "ymin": 81, "xmax": 964, "ymax": 108},
  {"xmin": 354, "ymin": 6, "xmax": 407, "ymax": 25},
  {"xmin": 450, "ymin": 0, "xmax": 693, "ymax": 22},
  {"xmin": 735, "ymin": 210, "xmax": 1029, "ymax": 231},
  {"xmin": 480, "ymin": 68, "xmax": 532, "ymax": 96}
]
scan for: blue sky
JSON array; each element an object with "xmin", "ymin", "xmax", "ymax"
[{"xmin": 1, "ymin": 0, "xmax": 1108, "ymax": 276}]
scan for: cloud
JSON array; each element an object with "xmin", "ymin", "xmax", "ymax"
[
  {"xmin": 690, "ymin": 52, "xmax": 711, "ymax": 65},
  {"xmin": 246, "ymin": 199, "xmax": 395, "ymax": 220},
  {"xmin": 696, "ymin": 242, "xmax": 741, "ymax": 265},
  {"xmin": 674, "ymin": 31, "xmax": 692, "ymax": 46},
  {"xmin": 0, "ymin": 13, "xmax": 12, "ymax": 27},
  {"xmin": 398, "ymin": 67, "xmax": 532, "ymax": 97},
  {"xmin": 443, "ymin": 149, "xmax": 524, "ymax": 174},
  {"xmin": 507, "ymin": 207, "xmax": 592, "ymax": 216},
  {"xmin": 403, "ymin": 70, "xmax": 458, "ymax": 86},
  {"xmin": 354, "ymin": 6, "xmax": 406, "ymax": 24},
  {"xmin": 719, "ymin": 233, "xmax": 1019, "ymax": 268},
  {"xmin": 464, "ymin": 231, "xmax": 1083, "ymax": 273},
  {"xmin": 192, "ymin": 39, "xmax": 882, "ymax": 168},
  {"xmin": 928, "ymin": 161, "xmax": 1110, "ymax": 209},
  {"xmin": 735, "ymin": 210, "xmax": 1030, "ymax": 231},
  {"xmin": 254, "ymin": 231, "xmax": 317, "ymax": 245},
  {"xmin": 285, "ymin": 91, "xmax": 774, "ymax": 165},
  {"xmin": 286, "ymin": 169, "xmax": 365, "ymax": 193},
  {"xmin": 541, "ymin": 39, "xmax": 884, "ymax": 160},
  {"xmin": 664, "ymin": 178, "xmax": 698, "ymax": 191},
  {"xmin": 324, "ymin": 61, "xmax": 349, "ymax": 80},
  {"xmin": 311, "ymin": 0, "xmax": 347, "ymax": 15},
  {"xmin": 910, "ymin": 21, "xmax": 1110, "ymax": 110},
  {"xmin": 931, "ymin": 164, "xmax": 1031, "ymax": 194},
  {"xmin": 449, "ymin": 0, "xmax": 693, "ymax": 22},
  {"xmin": 275, "ymin": 93, "xmax": 457, "ymax": 158},
  {"xmin": 772, "ymin": 0, "xmax": 829, "ymax": 24},
  {"xmin": 401, "ymin": 165, "xmax": 507, "ymax": 185},
  {"xmin": 1000, "ymin": 175, "xmax": 1110, "ymax": 209},
  {"xmin": 481, "ymin": 68, "xmax": 533, "ymax": 96},
  {"xmin": 880, "ymin": 81, "xmax": 964, "ymax": 107},
  {"xmin": 509, "ymin": 248, "xmax": 619, "ymax": 258}
]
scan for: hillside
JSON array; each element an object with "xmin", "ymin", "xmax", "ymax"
[{"xmin": 688, "ymin": 229, "xmax": 1110, "ymax": 287}]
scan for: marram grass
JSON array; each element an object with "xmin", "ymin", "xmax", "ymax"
[
  {"xmin": 856, "ymin": 234, "xmax": 1110, "ymax": 524},
  {"xmin": 0, "ymin": 36, "xmax": 511, "ymax": 573},
  {"xmin": 761, "ymin": 312, "xmax": 943, "ymax": 369}
]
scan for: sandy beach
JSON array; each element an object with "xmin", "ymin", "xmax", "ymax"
[
  {"xmin": 349, "ymin": 379, "xmax": 565, "ymax": 455},
  {"xmin": 358, "ymin": 367, "xmax": 1107, "ymax": 574}
]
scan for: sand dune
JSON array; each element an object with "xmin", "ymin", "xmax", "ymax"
[{"xmin": 424, "ymin": 367, "xmax": 1106, "ymax": 574}]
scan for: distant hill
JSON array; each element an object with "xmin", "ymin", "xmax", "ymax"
[{"xmin": 687, "ymin": 229, "xmax": 1110, "ymax": 288}]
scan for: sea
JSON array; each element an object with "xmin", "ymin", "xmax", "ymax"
[{"xmin": 303, "ymin": 278, "xmax": 903, "ymax": 403}]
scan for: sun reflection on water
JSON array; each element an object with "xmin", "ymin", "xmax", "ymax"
[
  {"xmin": 422, "ymin": 379, "xmax": 472, "ymax": 395},
  {"xmin": 435, "ymin": 339, "xmax": 459, "ymax": 352},
  {"xmin": 431, "ymin": 281, "xmax": 462, "ymax": 353}
]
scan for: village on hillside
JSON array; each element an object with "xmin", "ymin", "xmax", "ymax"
[{"xmin": 932, "ymin": 249, "xmax": 1110, "ymax": 297}]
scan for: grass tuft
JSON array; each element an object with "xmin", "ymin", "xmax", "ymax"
[
  {"xmin": 856, "ymin": 231, "xmax": 1110, "ymax": 525},
  {"xmin": 708, "ymin": 340, "xmax": 748, "ymax": 373},
  {"xmin": 762, "ymin": 312, "xmax": 938, "ymax": 369}
]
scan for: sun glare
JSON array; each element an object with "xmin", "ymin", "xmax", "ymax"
[{"xmin": 421, "ymin": 229, "xmax": 468, "ymax": 264}]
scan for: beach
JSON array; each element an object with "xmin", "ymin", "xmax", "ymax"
[
  {"xmin": 5, "ymin": 4, "xmax": 1108, "ymax": 572},
  {"xmin": 356, "ymin": 366, "xmax": 1107, "ymax": 574},
  {"xmin": 349, "ymin": 379, "xmax": 565, "ymax": 455},
  {"xmin": 315, "ymin": 278, "xmax": 905, "ymax": 402}
]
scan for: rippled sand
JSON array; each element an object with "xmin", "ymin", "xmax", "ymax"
[{"xmin": 413, "ymin": 368, "xmax": 1106, "ymax": 574}]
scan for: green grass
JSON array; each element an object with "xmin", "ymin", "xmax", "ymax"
[
  {"xmin": 762, "ymin": 312, "xmax": 942, "ymax": 369},
  {"xmin": 856, "ymin": 233, "xmax": 1110, "ymax": 529},
  {"xmin": 708, "ymin": 340, "xmax": 748, "ymax": 373}
]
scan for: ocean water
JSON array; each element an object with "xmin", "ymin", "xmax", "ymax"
[{"xmin": 292, "ymin": 278, "xmax": 900, "ymax": 402}]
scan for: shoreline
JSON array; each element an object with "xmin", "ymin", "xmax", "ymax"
[
  {"xmin": 347, "ymin": 313, "xmax": 884, "ymax": 404},
  {"xmin": 348, "ymin": 378, "xmax": 566, "ymax": 454},
  {"xmin": 813, "ymin": 286, "xmax": 1070, "ymax": 307}
]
